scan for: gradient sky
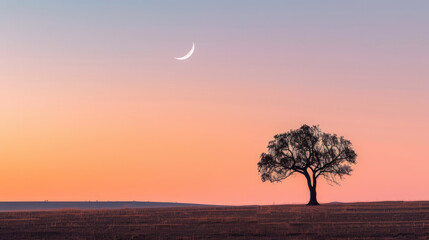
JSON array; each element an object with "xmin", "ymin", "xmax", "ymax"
[{"xmin": 1, "ymin": 1, "xmax": 428, "ymax": 205}]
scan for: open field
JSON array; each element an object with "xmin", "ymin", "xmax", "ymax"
[{"xmin": 0, "ymin": 201, "xmax": 428, "ymax": 239}]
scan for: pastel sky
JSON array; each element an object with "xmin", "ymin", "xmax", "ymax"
[{"xmin": 1, "ymin": 1, "xmax": 428, "ymax": 205}]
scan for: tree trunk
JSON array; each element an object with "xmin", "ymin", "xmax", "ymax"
[
  {"xmin": 304, "ymin": 170, "xmax": 320, "ymax": 206},
  {"xmin": 307, "ymin": 186, "xmax": 319, "ymax": 206}
]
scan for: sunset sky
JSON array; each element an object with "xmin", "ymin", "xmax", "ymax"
[{"xmin": 1, "ymin": 1, "xmax": 428, "ymax": 205}]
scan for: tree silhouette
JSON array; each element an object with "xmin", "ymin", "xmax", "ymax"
[{"xmin": 257, "ymin": 125, "xmax": 357, "ymax": 205}]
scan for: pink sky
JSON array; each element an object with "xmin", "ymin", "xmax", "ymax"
[{"xmin": 0, "ymin": 1, "xmax": 428, "ymax": 204}]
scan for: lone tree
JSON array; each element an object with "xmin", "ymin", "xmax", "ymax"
[{"xmin": 257, "ymin": 125, "xmax": 357, "ymax": 205}]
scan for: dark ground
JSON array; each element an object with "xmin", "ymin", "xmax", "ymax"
[{"xmin": 0, "ymin": 201, "xmax": 428, "ymax": 239}]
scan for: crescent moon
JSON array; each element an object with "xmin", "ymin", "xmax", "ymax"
[{"xmin": 175, "ymin": 42, "xmax": 195, "ymax": 60}]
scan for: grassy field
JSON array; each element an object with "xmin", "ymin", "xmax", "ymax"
[{"xmin": 0, "ymin": 201, "xmax": 427, "ymax": 239}]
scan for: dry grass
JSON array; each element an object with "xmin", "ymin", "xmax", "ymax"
[{"xmin": 0, "ymin": 201, "xmax": 428, "ymax": 239}]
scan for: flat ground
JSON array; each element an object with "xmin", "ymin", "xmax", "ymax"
[{"xmin": 0, "ymin": 201, "xmax": 428, "ymax": 239}]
